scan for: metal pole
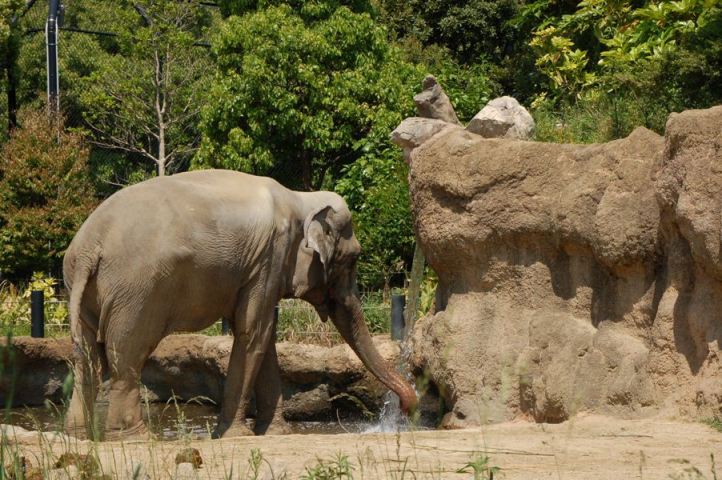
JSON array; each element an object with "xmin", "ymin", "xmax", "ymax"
[
  {"xmin": 31, "ymin": 290, "xmax": 45, "ymax": 338},
  {"xmin": 403, "ymin": 242, "xmax": 425, "ymax": 339},
  {"xmin": 46, "ymin": 0, "xmax": 60, "ymax": 114},
  {"xmin": 391, "ymin": 294, "xmax": 406, "ymax": 341}
]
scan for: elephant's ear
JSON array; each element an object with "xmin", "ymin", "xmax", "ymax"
[{"xmin": 304, "ymin": 205, "xmax": 337, "ymax": 281}]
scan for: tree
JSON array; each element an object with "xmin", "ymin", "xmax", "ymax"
[
  {"xmin": 335, "ymin": 151, "xmax": 414, "ymax": 289},
  {"xmin": 0, "ymin": 108, "xmax": 96, "ymax": 279},
  {"xmin": 195, "ymin": 4, "xmax": 423, "ymax": 190},
  {"xmin": 216, "ymin": 0, "xmax": 373, "ymax": 18},
  {"xmin": 376, "ymin": 0, "xmax": 519, "ymax": 65},
  {"xmin": 78, "ymin": 0, "xmax": 213, "ymax": 176},
  {"xmin": 1, "ymin": 0, "xmax": 23, "ymax": 135}
]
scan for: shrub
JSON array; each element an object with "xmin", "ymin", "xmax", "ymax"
[{"xmin": 0, "ymin": 108, "xmax": 97, "ymax": 279}]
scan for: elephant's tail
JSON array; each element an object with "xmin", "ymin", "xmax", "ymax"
[{"xmin": 68, "ymin": 247, "xmax": 102, "ymax": 361}]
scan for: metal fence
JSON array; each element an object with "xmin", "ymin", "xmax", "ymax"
[{"xmin": 0, "ymin": 292, "xmax": 393, "ymax": 345}]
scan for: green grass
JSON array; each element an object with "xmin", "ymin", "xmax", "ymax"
[
  {"xmin": 2, "ymin": 292, "xmax": 393, "ymax": 346},
  {"xmin": 532, "ymin": 92, "xmax": 674, "ymax": 145},
  {"xmin": 705, "ymin": 417, "xmax": 722, "ymax": 433}
]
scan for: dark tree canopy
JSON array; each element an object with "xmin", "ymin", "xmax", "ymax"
[{"xmin": 377, "ymin": 0, "xmax": 520, "ymax": 64}]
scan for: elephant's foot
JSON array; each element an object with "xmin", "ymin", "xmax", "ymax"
[
  {"xmin": 103, "ymin": 420, "xmax": 149, "ymax": 441},
  {"xmin": 213, "ymin": 420, "xmax": 255, "ymax": 439},
  {"xmin": 254, "ymin": 417, "xmax": 292, "ymax": 436}
]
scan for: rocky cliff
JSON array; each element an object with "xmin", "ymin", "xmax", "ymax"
[{"xmin": 405, "ymin": 106, "xmax": 722, "ymax": 427}]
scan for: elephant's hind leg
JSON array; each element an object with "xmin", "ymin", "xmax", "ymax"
[
  {"xmin": 65, "ymin": 315, "xmax": 102, "ymax": 440},
  {"xmin": 103, "ymin": 321, "xmax": 159, "ymax": 441},
  {"xmin": 254, "ymin": 341, "xmax": 292, "ymax": 435}
]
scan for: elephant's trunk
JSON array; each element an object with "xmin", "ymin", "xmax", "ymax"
[{"xmin": 331, "ymin": 295, "xmax": 418, "ymax": 414}]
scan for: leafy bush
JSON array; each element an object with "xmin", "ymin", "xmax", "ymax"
[
  {"xmin": 0, "ymin": 108, "xmax": 97, "ymax": 279},
  {"xmin": 301, "ymin": 452, "xmax": 355, "ymax": 480},
  {"xmin": 0, "ymin": 273, "xmax": 68, "ymax": 335}
]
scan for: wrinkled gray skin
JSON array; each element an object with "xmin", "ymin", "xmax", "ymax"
[{"xmin": 63, "ymin": 170, "xmax": 417, "ymax": 440}]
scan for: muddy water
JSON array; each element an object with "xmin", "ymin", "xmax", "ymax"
[{"xmin": 4, "ymin": 403, "xmax": 384, "ymax": 440}]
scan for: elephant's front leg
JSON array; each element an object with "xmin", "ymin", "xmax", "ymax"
[{"xmin": 214, "ymin": 284, "xmax": 277, "ymax": 438}]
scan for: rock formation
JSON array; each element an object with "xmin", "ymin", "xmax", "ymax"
[{"xmin": 394, "ymin": 92, "xmax": 722, "ymax": 427}]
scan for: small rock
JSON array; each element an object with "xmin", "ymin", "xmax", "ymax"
[
  {"xmin": 47, "ymin": 465, "xmax": 80, "ymax": 480},
  {"xmin": 174, "ymin": 462, "xmax": 197, "ymax": 480},
  {"xmin": 466, "ymin": 96, "xmax": 534, "ymax": 139},
  {"xmin": 390, "ymin": 117, "xmax": 460, "ymax": 163},
  {"xmin": 54, "ymin": 453, "xmax": 100, "ymax": 478},
  {"xmin": 175, "ymin": 447, "xmax": 203, "ymax": 468},
  {"xmin": 284, "ymin": 384, "xmax": 333, "ymax": 420},
  {"xmin": 414, "ymin": 75, "xmax": 460, "ymax": 124}
]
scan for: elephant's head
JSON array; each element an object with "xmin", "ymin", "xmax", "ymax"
[{"xmin": 292, "ymin": 195, "xmax": 418, "ymax": 414}]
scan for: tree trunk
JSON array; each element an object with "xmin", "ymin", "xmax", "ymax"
[{"xmin": 301, "ymin": 152, "xmax": 312, "ymax": 191}]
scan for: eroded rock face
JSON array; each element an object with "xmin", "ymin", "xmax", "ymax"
[{"xmin": 406, "ymin": 105, "xmax": 722, "ymax": 427}]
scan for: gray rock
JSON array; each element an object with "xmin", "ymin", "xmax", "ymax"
[
  {"xmin": 390, "ymin": 117, "xmax": 461, "ymax": 163},
  {"xmin": 283, "ymin": 384, "xmax": 333, "ymax": 420},
  {"xmin": 466, "ymin": 96, "xmax": 534, "ymax": 139},
  {"xmin": 414, "ymin": 75, "xmax": 460, "ymax": 124},
  {"xmin": 174, "ymin": 462, "xmax": 197, "ymax": 480}
]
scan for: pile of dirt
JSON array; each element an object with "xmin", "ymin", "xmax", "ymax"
[{"xmin": 405, "ymin": 106, "xmax": 722, "ymax": 427}]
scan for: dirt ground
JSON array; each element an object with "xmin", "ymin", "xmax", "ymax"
[{"xmin": 5, "ymin": 414, "xmax": 721, "ymax": 479}]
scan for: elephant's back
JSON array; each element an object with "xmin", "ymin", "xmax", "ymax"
[{"xmin": 71, "ymin": 170, "xmax": 282, "ymax": 278}]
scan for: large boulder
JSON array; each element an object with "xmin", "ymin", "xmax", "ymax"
[{"xmin": 404, "ymin": 105, "xmax": 722, "ymax": 427}]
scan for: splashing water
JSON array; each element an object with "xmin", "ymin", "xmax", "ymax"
[{"xmin": 363, "ymin": 338, "xmax": 418, "ymax": 434}]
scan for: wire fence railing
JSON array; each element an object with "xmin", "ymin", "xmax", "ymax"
[{"xmin": 1, "ymin": 296, "xmax": 393, "ymax": 345}]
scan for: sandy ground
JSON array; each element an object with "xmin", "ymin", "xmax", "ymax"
[{"xmin": 4, "ymin": 414, "xmax": 721, "ymax": 479}]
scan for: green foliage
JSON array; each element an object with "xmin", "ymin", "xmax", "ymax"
[
  {"xmin": 377, "ymin": 0, "xmax": 519, "ymax": 64},
  {"xmin": 336, "ymin": 153, "xmax": 413, "ymax": 289},
  {"xmin": 457, "ymin": 453, "xmax": 500, "ymax": 480},
  {"xmin": 0, "ymin": 0, "xmax": 22, "ymax": 57},
  {"xmin": 76, "ymin": 0, "xmax": 213, "ymax": 176},
  {"xmin": 399, "ymin": 41, "xmax": 496, "ymax": 122},
  {"xmin": 706, "ymin": 417, "xmax": 722, "ymax": 433},
  {"xmin": 217, "ymin": 0, "xmax": 373, "ymax": 19},
  {"xmin": 0, "ymin": 109, "xmax": 96, "ymax": 279},
  {"xmin": 418, "ymin": 268, "xmax": 438, "ymax": 317},
  {"xmin": 301, "ymin": 452, "xmax": 355, "ymax": 480},
  {"xmin": 195, "ymin": 4, "xmax": 421, "ymax": 190},
  {"xmin": 520, "ymin": 0, "xmax": 722, "ymax": 104},
  {"xmin": 276, "ymin": 295, "xmax": 389, "ymax": 345},
  {"xmin": 0, "ymin": 273, "xmax": 68, "ymax": 335}
]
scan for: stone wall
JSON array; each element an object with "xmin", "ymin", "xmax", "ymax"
[
  {"xmin": 405, "ymin": 106, "xmax": 722, "ymax": 427},
  {"xmin": 0, "ymin": 334, "xmax": 405, "ymax": 421}
]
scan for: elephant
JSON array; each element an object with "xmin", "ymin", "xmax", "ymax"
[{"xmin": 63, "ymin": 169, "xmax": 417, "ymax": 440}]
